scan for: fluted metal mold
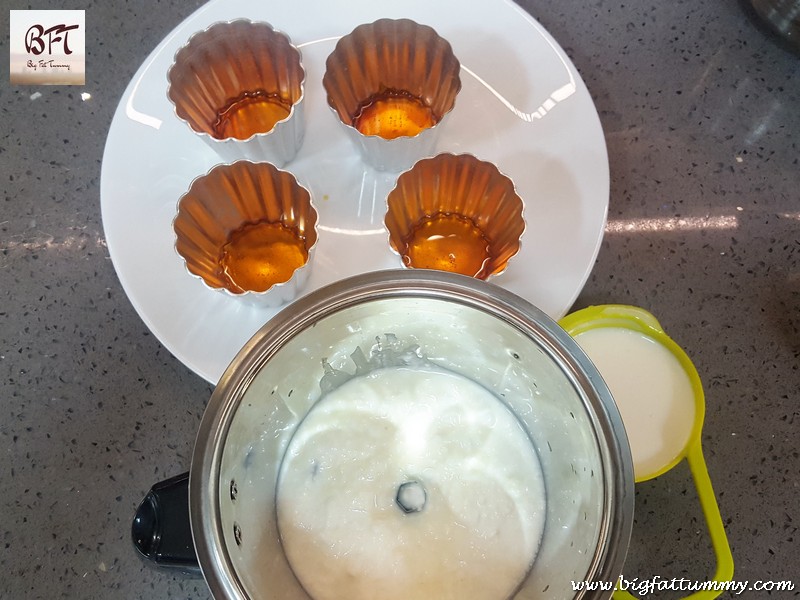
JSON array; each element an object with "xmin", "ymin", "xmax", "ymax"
[
  {"xmin": 173, "ymin": 160, "xmax": 318, "ymax": 307},
  {"xmin": 323, "ymin": 18, "xmax": 461, "ymax": 172},
  {"xmin": 167, "ymin": 20, "xmax": 306, "ymax": 166},
  {"xmin": 385, "ymin": 153, "xmax": 526, "ymax": 279}
]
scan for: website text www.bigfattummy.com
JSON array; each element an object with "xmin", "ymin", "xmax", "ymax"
[{"xmin": 571, "ymin": 576, "xmax": 795, "ymax": 596}]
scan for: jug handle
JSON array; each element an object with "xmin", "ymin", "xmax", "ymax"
[
  {"xmin": 131, "ymin": 471, "xmax": 202, "ymax": 574},
  {"xmin": 612, "ymin": 442, "xmax": 734, "ymax": 600}
]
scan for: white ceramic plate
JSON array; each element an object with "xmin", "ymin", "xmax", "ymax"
[{"xmin": 101, "ymin": 0, "xmax": 609, "ymax": 384}]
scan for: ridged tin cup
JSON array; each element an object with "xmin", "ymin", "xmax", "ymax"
[
  {"xmin": 323, "ymin": 18, "xmax": 461, "ymax": 172},
  {"xmin": 167, "ymin": 20, "xmax": 305, "ymax": 166},
  {"xmin": 173, "ymin": 160, "xmax": 318, "ymax": 307},
  {"xmin": 385, "ymin": 153, "xmax": 525, "ymax": 280}
]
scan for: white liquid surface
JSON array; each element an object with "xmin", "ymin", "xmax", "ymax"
[
  {"xmin": 276, "ymin": 365, "xmax": 546, "ymax": 600},
  {"xmin": 574, "ymin": 327, "xmax": 696, "ymax": 479}
]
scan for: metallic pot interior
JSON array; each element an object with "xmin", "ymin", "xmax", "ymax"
[{"xmin": 189, "ymin": 270, "xmax": 634, "ymax": 599}]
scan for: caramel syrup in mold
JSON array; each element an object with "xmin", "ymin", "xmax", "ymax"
[
  {"xmin": 353, "ymin": 89, "xmax": 437, "ymax": 139},
  {"xmin": 213, "ymin": 90, "xmax": 293, "ymax": 140},
  {"xmin": 218, "ymin": 221, "xmax": 307, "ymax": 293},
  {"xmin": 402, "ymin": 213, "xmax": 491, "ymax": 278}
]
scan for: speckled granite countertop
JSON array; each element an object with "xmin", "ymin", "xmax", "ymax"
[{"xmin": 1, "ymin": 1, "xmax": 798, "ymax": 598}]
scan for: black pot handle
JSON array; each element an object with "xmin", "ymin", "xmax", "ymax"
[{"xmin": 132, "ymin": 471, "xmax": 202, "ymax": 574}]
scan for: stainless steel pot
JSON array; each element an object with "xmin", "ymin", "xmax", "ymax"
[
  {"xmin": 134, "ymin": 270, "xmax": 634, "ymax": 599},
  {"xmin": 747, "ymin": 0, "xmax": 800, "ymax": 52}
]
